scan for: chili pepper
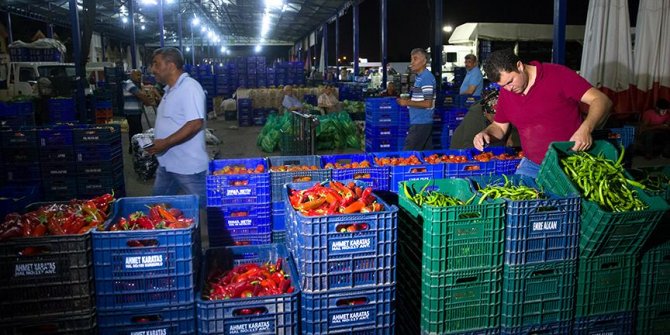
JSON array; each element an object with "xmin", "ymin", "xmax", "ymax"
[
  {"xmin": 46, "ymin": 217, "xmax": 65, "ymax": 235},
  {"xmin": 0, "ymin": 226, "xmax": 21, "ymax": 240},
  {"xmin": 298, "ymin": 197, "xmax": 327, "ymax": 211},
  {"xmin": 156, "ymin": 205, "xmax": 177, "ymax": 222},
  {"xmin": 136, "ymin": 216, "xmax": 155, "ymax": 230},
  {"xmin": 342, "ymin": 199, "xmax": 367, "ymax": 214},
  {"xmin": 279, "ymin": 278, "xmax": 291, "ymax": 293},
  {"xmin": 148, "ymin": 205, "xmax": 162, "ymax": 221},
  {"xmin": 275, "ymin": 258, "xmax": 283, "ymax": 272},
  {"xmin": 31, "ymin": 223, "xmax": 47, "ymax": 237}
]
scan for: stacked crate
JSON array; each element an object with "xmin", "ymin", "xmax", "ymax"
[
  {"xmin": 47, "ymin": 97, "xmax": 76, "ymax": 122},
  {"xmin": 39, "ymin": 126, "xmax": 78, "ymax": 200},
  {"xmin": 431, "ymin": 107, "xmax": 446, "ymax": 149},
  {"xmin": 94, "ymin": 100, "xmax": 113, "ymax": 124},
  {"xmin": 268, "ymin": 155, "xmax": 330, "ymax": 243},
  {"xmin": 237, "ymin": 98, "xmax": 253, "ymax": 127},
  {"xmin": 0, "ymin": 223, "xmax": 97, "ymax": 333},
  {"xmin": 93, "ymin": 195, "xmax": 200, "ymax": 334},
  {"xmin": 1, "ymin": 127, "xmax": 41, "ymax": 188},
  {"xmin": 321, "ymin": 153, "xmax": 390, "ymax": 191},
  {"xmin": 197, "ymin": 74, "xmax": 216, "ymax": 113},
  {"xmin": 469, "ymin": 175, "xmax": 580, "ymax": 334},
  {"xmin": 364, "ymin": 97, "xmax": 408, "ymax": 152},
  {"xmin": 0, "ymin": 100, "xmax": 35, "ymax": 127},
  {"xmin": 196, "ymin": 244, "xmax": 300, "ymax": 334},
  {"xmin": 398, "ymin": 178, "xmax": 506, "ymax": 334},
  {"xmin": 284, "ymin": 180, "xmax": 398, "ymax": 334},
  {"xmin": 637, "ymin": 240, "xmax": 670, "ymax": 334},
  {"xmin": 206, "ymin": 158, "xmax": 272, "ymax": 247},
  {"xmin": 73, "ymin": 125, "xmax": 125, "ymax": 199},
  {"xmin": 537, "ymin": 141, "xmax": 669, "ymax": 334},
  {"xmin": 420, "ymin": 149, "xmax": 496, "ymax": 179},
  {"xmin": 372, "ymin": 151, "xmax": 442, "ymax": 192}
]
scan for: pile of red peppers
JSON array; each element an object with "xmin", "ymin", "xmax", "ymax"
[
  {"xmin": 107, "ymin": 204, "xmax": 194, "ymax": 231},
  {"xmin": 204, "ymin": 258, "xmax": 294, "ymax": 301},
  {"xmin": 0, "ymin": 193, "xmax": 114, "ymax": 240},
  {"xmin": 288, "ymin": 181, "xmax": 384, "ymax": 216}
]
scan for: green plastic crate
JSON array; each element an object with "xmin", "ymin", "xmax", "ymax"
[
  {"xmin": 639, "ymin": 239, "xmax": 670, "ymax": 308},
  {"xmin": 398, "ymin": 179, "xmax": 506, "ymax": 274},
  {"xmin": 576, "ymin": 254, "xmax": 638, "ymax": 317},
  {"xmin": 421, "ymin": 267, "xmax": 502, "ymax": 334},
  {"xmin": 501, "ymin": 261, "xmax": 577, "ymax": 328},
  {"xmin": 637, "ymin": 305, "xmax": 670, "ymax": 335},
  {"xmin": 537, "ymin": 141, "xmax": 669, "ymax": 257}
]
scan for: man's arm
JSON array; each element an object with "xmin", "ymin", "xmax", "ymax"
[
  {"xmin": 461, "ymin": 85, "xmax": 477, "ymax": 95},
  {"xmin": 397, "ymin": 98, "xmax": 433, "ymax": 109},
  {"xmin": 147, "ymin": 119, "xmax": 204, "ymax": 155},
  {"xmin": 473, "ymin": 121, "xmax": 510, "ymax": 150},
  {"xmin": 569, "ymin": 87, "xmax": 612, "ymax": 151}
]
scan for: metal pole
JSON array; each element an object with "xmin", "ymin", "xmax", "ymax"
[
  {"xmin": 158, "ymin": 0, "xmax": 165, "ymax": 48},
  {"xmin": 6, "ymin": 12, "xmax": 13, "ymax": 44},
  {"xmin": 335, "ymin": 14, "xmax": 339, "ymax": 81},
  {"xmin": 47, "ymin": 2, "xmax": 54, "ymax": 38},
  {"xmin": 432, "ymin": 0, "xmax": 443, "ymax": 93},
  {"xmin": 101, "ymin": 33, "xmax": 106, "ymax": 61},
  {"xmin": 69, "ymin": 0, "xmax": 86, "ymax": 122},
  {"xmin": 552, "ymin": 0, "xmax": 567, "ymax": 64},
  {"xmin": 191, "ymin": 30, "xmax": 195, "ymax": 65},
  {"xmin": 129, "ymin": 0, "xmax": 137, "ymax": 68},
  {"xmin": 381, "ymin": 0, "xmax": 388, "ymax": 88},
  {"xmin": 322, "ymin": 23, "xmax": 328, "ymax": 81},
  {"xmin": 352, "ymin": 0, "xmax": 359, "ymax": 77},
  {"xmin": 178, "ymin": 12, "xmax": 183, "ymax": 51}
]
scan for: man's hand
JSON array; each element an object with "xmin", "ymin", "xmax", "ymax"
[
  {"xmin": 396, "ymin": 98, "xmax": 408, "ymax": 107},
  {"xmin": 569, "ymin": 125, "xmax": 593, "ymax": 151},
  {"xmin": 473, "ymin": 131, "xmax": 491, "ymax": 151},
  {"xmin": 146, "ymin": 138, "xmax": 168, "ymax": 155}
]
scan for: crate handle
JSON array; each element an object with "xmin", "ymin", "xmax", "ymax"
[
  {"xmin": 353, "ymin": 173, "xmax": 371, "ymax": 180},
  {"xmin": 228, "ymin": 179, "xmax": 250, "ymax": 186},
  {"xmin": 335, "ymin": 223, "xmax": 369, "ymax": 233},
  {"xmin": 233, "ymin": 306, "xmax": 268, "ymax": 316},
  {"xmin": 600, "ymin": 262, "xmax": 620, "ymax": 270},
  {"xmin": 591, "ymin": 318, "xmax": 618, "ymax": 327},
  {"xmin": 530, "ymin": 268, "xmax": 556, "ymax": 277},
  {"xmin": 408, "ymin": 167, "xmax": 427, "ymax": 174},
  {"xmin": 127, "ymin": 239, "xmax": 159, "ymax": 247},
  {"xmin": 457, "ymin": 212, "xmax": 481, "ymax": 219},
  {"xmin": 455, "ymin": 276, "xmax": 478, "ymax": 284},
  {"xmin": 336, "ymin": 297, "xmax": 368, "ymax": 306},
  {"xmin": 292, "ymin": 176, "xmax": 313, "ymax": 182},
  {"xmin": 463, "ymin": 164, "xmax": 481, "ymax": 172},
  {"xmin": 131, "ymin": 314, "xmax": 163, "ymax": 324},
  {"xmin": 536, "ymin": 205, "xmax": 558, "ymax": 213},
  {"xmin": 17, "ymin": 246, "xmax": 50, "ymax": 256},
  {"xmin": 229, "ymin": 210, "xmax": 249, "ymax": 217}
]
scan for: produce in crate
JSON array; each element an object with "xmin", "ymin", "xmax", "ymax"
[
  {"xmin": 474, "ymin": 175, "xmax": 546, "ymax": 203},
  {"xmin": 374, "ymin": 154, "xmax": 422, "ymax": 166},
  {"xmin": 204, "ymin": 258, "xmax": 294, "ymax": 301},
  {"xmin": 324, "ymin": 160, "xmax": 371, "ymax": 169},
  {"xmin": 106, "ymin": 203, "xmax": 194, "ymax": 231},
  {"xmin": 560, "ymin": 149, "xmax": 647, "ymax": 212},
  {"xmin": 472, "ymin": 150, "xmax": 525, "ymax": 162},
  {"xmin": 269, "ymin": 164, "xmax": 319, "ymax": 172},
  {"xmin": 212, "ymin": 164, "xmax": 265, "ymax": 175},
  {"xmin": 423, "ymin": 153, "xmax": 469, "ymax": 164},
  {"xmin": 288, "ymin": 180, "xmax": 384, "ymax": 216},
  {"xmin": 0, "ymin": 193, "xmax": 114, "ymax": 240},
  {"xmin": 402, "ymin": 182, "xmax": 475, "ymax": 207}
]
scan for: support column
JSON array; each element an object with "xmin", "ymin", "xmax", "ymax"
[
  {"xmin": 322, "ymin": 23, "xmax": 328, "ymax": 81},
  {"xmin": 6, "ymin": 12, "xmax": 13, "ymax": 44},
  {"xmin": 552, "ymin": 0, "xmax": 567, "ymax": 64},
  {"xmin": 158, "ymin": 0, "xmax": 165, "ymax": 47},
  {"xmin": 178, "ymin": 12, "xmax": 183, "ymax": 51},
  {"xmin": 335, "ymin": 14, "xmax": 339, "ymax": 81},
  {"xmin": 129, "ymin": 0, "xmax": 137, "ymax": 68},
  {"xmin": 69, "ymin": 0, "xmax": 86, "ymax": 122},
  {"xmin": 431, "ymin": 0, "xmax": 443, "ymax": 92},
  {"xmin": 353, "ymin": 0, "xmax": 359, "ymax": 77},
  {"xmin": 380, "ymin": 0, "xmax": 388, "ymax": 88}
]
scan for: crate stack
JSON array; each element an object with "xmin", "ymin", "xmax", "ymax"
[
  {"xmin": 637, "ymin": 239, "xmax": 670, "ymax": 334},
  {"xmin": 103, "ymin": 66, "xmax": 125, "ymax": 117},
  {"xmin": 196, "ymin": 74, "xmax": 216, "ymax": 113},
  {"xmin": 431, "ymin": 107, "xmax": 446, "ymax": 149},
  {"xmin": 196, "ymin": 244, "xmax": 300, "ymax": 334},
  {"xmin": 537, "ymin": 141, "xmax": 669, "ymax": 334},
  {"xmin": 47, "ymin": 97, "xmax": 76, "ymax": 122},
  {"xmin": 214, "ymin": 65, "xmax": 234, "ymax": 99},
  {"xmin": 469, "ymin": 175, "xmax": 581, "ymax": 334},
  {"xmin": 237, "ymin": 98, "xmax": 253, "ymax": 127},
  {"xmin": 92, "ymin": 195, "xmax": 200, "ymax": 334},
  {"xmin": 1, "ymin": 127, "xmax": 41, "ymax": 189},
  {"xmin": 398, "ymin": 178, "xmax": 506, "ymax": 334},
  {"xmin": 284, "ymin": 180, "xmax": 398, "ymax": 334},
  {"xmin": 372, "ymin": 151, "xmax": 443, "ymax": 192},
  {"xmin": 364, "ymin": 97, "xmax": 408, "ymax": 152},
  {"xmin": 419, "ymin": 149, "xmax": 496, "ymax": 180},
  {"xmin": 94, "ymin": 100, "xmax": 113, "ymax": 124},
  {"xmin": 0, "ymin": 218, "xmax": 97, "ymax": 333},
  {"xmin": 268, "ymin": 155, "xmax": 330, "ymax": 243},
  {"xmin": 73, "ymin": 124, "xmax": 125, "ymax": 199},
  {"xmin": 0, "ymin": 100, "xmax": 35, "ymax": 127},
  {"xmin": 38, "ymin": 125, "xmax": 78, "ymax": 200},
  {"xmin": 206, "ymin": 158, "xmax": 272, "ymax": 247},
  {"xmin": 321, "ymin": 153, "xmax": 390, "ymax": 191}
]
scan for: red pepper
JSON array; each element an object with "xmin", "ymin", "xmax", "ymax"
[
  {"xmin": 342, "ymin": 199, "xmax": 367, "ymax": 214},
  {"xmin": 279, "ymin": 278, "xmax": 291, "ymax": 293},
  {"xmin": 46, "ymin": 217, "xmax": 65, "ymax": 235},
  {"xmin": 0, "ymin": 226, "xmax": 21, "ymax": 240}
]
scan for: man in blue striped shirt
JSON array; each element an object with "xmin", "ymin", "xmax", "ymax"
[{"xmin": 398, "ymin": 48, "xmax": 436, "ymax": 150}]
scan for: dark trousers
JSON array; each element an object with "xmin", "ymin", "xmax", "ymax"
[
  {"xmin": 404, "ymin": 124, "xmax": 433, "ymax": 151},
  {"xmin": 126, "ymin": 114, "xmax": 143, "ymax": 143}
]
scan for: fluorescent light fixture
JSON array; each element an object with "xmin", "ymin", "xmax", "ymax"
[
  {"xmin": 226, "ymin": 50, "xmax": 231, "ymax": 55},
  {"xmin": 186, "ymin": 47, "xmax": 191, "ymax": 52},
  {"xmin": 141, "ymin": 25, "xmax": 146, "ymax": 30},
  {"xmin": 264, "ymin": 0, "xmax": 284, "ymax": 9},
  {"xmin": 192, "ymin": 17, "xmax": 200, "ymax": 26},
  {"xmin": 121, "ymin": 16, "xmax": 128, "ymax": 23},
  {"xmin": 201, "ymin": 26, "xmax": 206, "ymax": 33},
  {"xmin": 442, "ymin": 25, "xmax": 453, "ymax": 33},
  {"xmin": 141, "ymin": 0, "xmax": 158, "ymax": 5},
  {"xmin": 255, "ymin": 45, "xmax": 262, "ymax": 53}
]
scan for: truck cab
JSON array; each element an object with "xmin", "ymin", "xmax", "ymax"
[{"xmin": 0, "ymin": 61, "xmax": 76, "ymax": 99}]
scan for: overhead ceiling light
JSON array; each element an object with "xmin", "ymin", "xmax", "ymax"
[
  {"xmin": 255, "ymin": 45, "xmax": 262, "ymax": 53},
  {"xmin": 186, "ymin": 46, "xmax": 191, "ymax": 52},
  {"xmin": 141, "ymin": 25, "xmax": 146, "ymax": 30},
  {"xmin": 201, "ymin": 26, "xmax": 207, "ymax": 33},
  {"xmin": 141, "ymin": 0, "xmax": 158, "ymax": 5},
  {"xmin": 121, "ymin": 17, "xmax": 128, "ymax": 24},
  {"xmin": 264, "ymin": 0, "xmax": 284, "ymax": 9},
  {"xmin": 192, "ymin": 17, "xmax": 200, "ymax": 26}
]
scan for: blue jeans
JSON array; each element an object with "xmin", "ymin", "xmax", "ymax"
[
  {"xmin": 514, "ymin": 157, "xmax": 541, "ymax": 179},
  {"xmin": 153, "ymin": 166, "xmax": 207, "ymax": 208}
]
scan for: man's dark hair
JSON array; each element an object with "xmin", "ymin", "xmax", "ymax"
[
  {"xmin": 657, "ymin": 98, "xmax": 669, "ymax": 110},
  {"xmin": 153, "ymin": 47, "xmax": 184, "ymax": 70},
  {"xmin": 483, "ymin": 49, "xmax": 521, "ymax": 83}
]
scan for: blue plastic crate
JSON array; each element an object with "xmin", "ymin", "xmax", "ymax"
[
  {"xmin": 468, "ymin": 147, "xmax": 523, "ymax": 175},
  {"xmin": 321, "ymin": 154, "xmax": 390, "ymax": 191},
  {"xmin": 445, "ymin": 107, "xmax": 469, "ymax": 128},
  {"xmin": 372, "ymin": 151, "xmax": 443, "ymax": 192},
  {"xmin": 268, "ymin": 155, "xmax": 330, "ymax": 202},
  {"xmin": 209, "ymin": 231, "xmax": 272, "ymax": 247},
  {"xmin": 72, "ymin": 124, "xmax": 121, "ymax": 146},
  {"xmin": 41, "ymin": 161, "xmax": 77, "ymax": 179},
  {"xmin": 284, "ymin": 180, "xmax": 398, "ymax": 292},
  {"xmin": 237, "ymin": 98, "xmax": 252, "ymax": 108},
  {"xmin": 92, "ymin": 195, "xmax": 200, "ymax": 311},
  {"xmin": 74, "ymin": 143, "xmax": 122, "ymax": 162},
  {"xmin": 98, "ymin": 303, "xmax": 196, "ymax": 335},
  {"xmin": 574, "ymin": 311, "xmax": 633, "ymax": 335},
  {"xmin": 365, "ymin": 125, "xmax": 402, "ymax": 138},
  {"xmin": 1, "ymin": 147, "xmax": 39, "ymax": 163},
  {"xmin": 272, "ymin": 201, "xmax": 286, "ymax": 231},
  {"xmin": 428, "ymin": 149, "xmax": 495, "ymax": 178},
  {"xmin": 76, "ymin": 155, "xmax": 123, "ymax": 177},
  {"xmin": 365, "ymin": 136, "xmax": 404, "ymax": 153},
  {"xmin": 4, "ymin": 163, "xmax": 41, "ymax": 183},
  {"xmin": 593, "ymin": 126, "xmax": 636, "ymax": 149},
  {"xmin": 42, "ymin": 177, "xmax": 78, "ymax": 201},
  {"xmin": 47, "ymin": 98, "xmax": 75, "ymax": 119},
  {"xmin": 207, "ymin": 158, "xmax": 271, "ymax": 206},
  {"xmin": 38, "ymin": 126, "xmax": 74, "ymax": 147},
  {"xmin": 458, "ymin": 95, "xmax": 480, "ymax": 108},
  {"xmin": 207, "ymin": 203, "xmax": 271, "ymax": 236},
  {"xmin": 0, "ymin": 185, "xmax": 40, "ymax": 218},
  {"xmin": 76, "ymin": 172, "xmax": 124, "ymax": 196},
  {"xmin": 196, "ymin": 244, "xmax": 300, "ymax": 335},
  {"xmin": 468, "ymin": 175, "xmax": 581, "ymax": 265},
  {"xmin": 501, "ymin": 320, "xmax": 572, "ymax": 335},
  {"xmin": 301, "ymin": 284, "xmax": 396, "ymax": 334},
  {"xmin": 0, "ymin": 127, "xmax": 38, "ymax": 148},
  {"xmin": 0, "ymin": 311, "xmax": 96, "ymax": 334}
]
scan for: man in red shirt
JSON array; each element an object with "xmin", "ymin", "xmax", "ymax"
[
  {"xmin": 473, "ymin": 49, "xmax": 612, "ymax": 177},
  {"xmin": 639, "ymin": 98, "xmax": 670, "ymax": 158}
]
